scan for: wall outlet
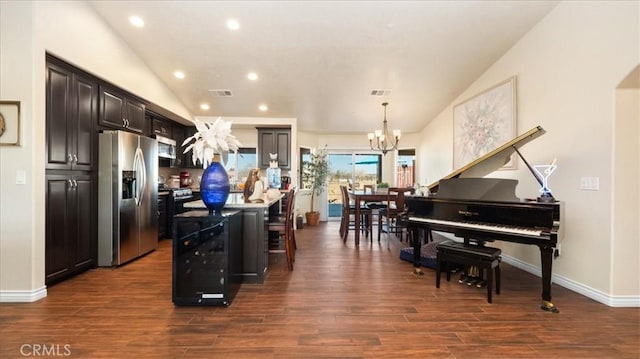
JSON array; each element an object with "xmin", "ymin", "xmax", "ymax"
[
  {"xmin": 580, "ymin": 177, "xmax": 599, "ymax": 191},
  {"xmin": 554, "ymin": 244, "xmax": 561, "ymax": 258}
]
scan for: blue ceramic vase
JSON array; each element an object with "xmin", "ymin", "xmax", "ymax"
[{"xmin": 200, "ymin": 160, "xmax": 230, "ymax": 215}]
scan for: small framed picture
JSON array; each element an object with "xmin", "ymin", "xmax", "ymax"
[{"xmin": 0, "ymin": 100, "xmax": 21, "ymax": 146}]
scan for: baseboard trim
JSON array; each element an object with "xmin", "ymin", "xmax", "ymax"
[
  {"xmin": 502, "ymin": 255, "xmax": 640, "ymax": 308},
  {"xmin": 0, "ymin": 286, "xmax": 47, "ymax": 302}
]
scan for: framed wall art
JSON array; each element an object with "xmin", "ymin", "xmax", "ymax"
[
  {"xmin": 0, "ymin": 100, "xmax": 21, "ymax": 146},
  {"xmin": 453, "ymin": 77, "xmax": 516, "ymax": 169}
]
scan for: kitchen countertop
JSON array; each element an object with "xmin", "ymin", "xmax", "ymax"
[{"xmin": 183, "ymin": 192, "xmax": 283, "ymax": 209}]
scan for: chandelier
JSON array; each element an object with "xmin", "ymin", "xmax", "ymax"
[{"xmin": 367, "ymin": 102, "xmax": 401, "ymax": 155}]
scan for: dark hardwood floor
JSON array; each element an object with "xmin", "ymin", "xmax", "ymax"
[{"xmin": 1, "ymin": 222, "xmax": 638, "ymax": 358}]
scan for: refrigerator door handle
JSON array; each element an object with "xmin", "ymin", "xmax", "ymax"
[
  {"xmin": 137, "ymin": 147, "xmax": 147, "ymax": 206},
  {"xmin": 132, "ymin": 146, "xmax": 146, "ymax": 207}
]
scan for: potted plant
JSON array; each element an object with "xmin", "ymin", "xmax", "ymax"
[
  {"xmin": 376, "ymin": 181, "xmax": 389, "ymax": 194},
  {"xmin": 302, "ymin": 146, "xmax": 329, "ymax": 226}
]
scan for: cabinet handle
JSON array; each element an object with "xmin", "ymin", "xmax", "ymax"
[
  {"xmin": 73, "ymin": 179, "xmax": 78, "ymax": 189},
  {"xmin": 67, "ymin": 153, "xmax": 73, "ymax": 163},
  {"xmin": 73, "ymin": 154, "xmax": 78, "ymax": 164},
  {"xmin": 67, "ymin": 179, "xmax": 73, "ymax": 188}
]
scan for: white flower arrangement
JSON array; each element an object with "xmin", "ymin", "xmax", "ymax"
[{"xmin": 182, "ymin": 117, "xmax": 241, "ymax": 169}]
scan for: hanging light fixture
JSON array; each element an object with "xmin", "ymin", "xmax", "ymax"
[{"xmin": 367, "ymin": 102, "xmax": 401, "ymax": 155}]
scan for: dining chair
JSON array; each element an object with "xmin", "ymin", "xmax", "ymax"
[
  {"xmin": 268, "ymin": 188, "xmax": 296, "ymax": 270},
  {"xmin": 378, "ymin": 187, "xmax": 415, "ymax": 242},
  {"xmin": 339, "ymin": 185, "xmax": 372, "ymax": 242}
]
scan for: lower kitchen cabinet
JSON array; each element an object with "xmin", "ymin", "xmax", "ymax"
[
  {"xmin": 172, "ymin": 210, "xmax": 242, "ymax": 306},
  {"xmin": 158, "ymin": 192, "xmax": 169, "ymax": 239},
  {"xmin": 45, "ymin": 173, "xmax": 96, "ymax": 285}
]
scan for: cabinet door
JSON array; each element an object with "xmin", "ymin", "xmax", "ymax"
[
  {"xmin": 72, "ymin": 74, "xmax": 97, "ymax": 171},
  {"xmin": 275, "ymin": 130, "xmax": 291, "ymax": 169},
  {"xmin": 258, "ymin": 130, "xmax": 276, "ymax": 168},
  {"xmin": 172, "ymin": 124, "xmax": 185, "ymax": 167},
  {"xmin": 46, "ymin": 63, "xmax": 73, "ymax": 170},
  {"xmin": 46, "ymin": 175, "xmax": 72, "ymax": 283},
  {"xmin": 125, "ymin": 98, "xmax": 146, "ymax": 134},
  {"xmin": 152, "ymin": 118, "xmax": 173, "ymax": 137},
  {"xmin": 99, "ymin": 86, "xmax": 126, "ymax": 129},
  {"xmin": 73, "ymin": 175, "xmax": 95, "ymax": 269}
]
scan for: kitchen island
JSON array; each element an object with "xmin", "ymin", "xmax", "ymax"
[{"xmin": 183, "ymin": 193, "xmax": 283, "ymax": 284}]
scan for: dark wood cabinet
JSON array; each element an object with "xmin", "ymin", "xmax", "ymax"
[
  {"xmin": 257, "ymin": 127, "xmax": 291, "ymax": 169},
  {"xmin": 152, "ymin": 117, "xmax": 173, "ymax": 138},
  {"xmin": 99, "ymin": 85, "xmax": 146, "ymax": 134},
  {"xmin": 46, "ymin": 62, "xmax": 97, "ymax": 171},
  {"xmin": 45, "ymin": 173, "xmax": 95, "ymax": 285},
  {"xmin": 172, "ymin": 124, "xmax": 186, "ymax": 167}
]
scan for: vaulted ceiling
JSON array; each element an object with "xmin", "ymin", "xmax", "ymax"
[{"xmin": 88, "ymin": 1, "xmax": 558, "ymax": 134}]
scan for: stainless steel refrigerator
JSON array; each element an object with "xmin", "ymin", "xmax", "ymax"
[{"xmin": 98, "ymin": 130, "xmax": 158, "ymax": 266}]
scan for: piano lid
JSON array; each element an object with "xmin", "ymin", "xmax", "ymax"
[{"xmin": 428, "ymin": 125, "xmax": 546, "ymax": 193}]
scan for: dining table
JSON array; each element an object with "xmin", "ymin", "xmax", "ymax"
[{"xmin": 347, "ymin": 189, "xmax": 394, "ymax": 246}]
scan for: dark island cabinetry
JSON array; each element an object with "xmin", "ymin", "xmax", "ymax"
[
  {"xmin": 173, "ymin": 210, "xmax": 243, "ymax": 306},
  {"xmin": 99, "ymin": 85, "xmax": 146, "ymax": 134}
]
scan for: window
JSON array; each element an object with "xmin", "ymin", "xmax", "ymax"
[
  {"xmin": 326, "ymin": 151, "xmax": 382, "ymax": 218},
  {"xmin": 396, "ymin": 149, "xmax": 415, "ymax": 187},
  {"xmin": 224, "ymin": 148, "xmax": 257, "ymax": 186}
]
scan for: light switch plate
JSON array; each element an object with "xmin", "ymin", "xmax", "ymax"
[
  {"xmin": 16, "ymin": 170, "xmax": 26, "ymax": 185},
  {"xmin": 580, "ymin": 177, "xmax": 599, "ymax": 191}
]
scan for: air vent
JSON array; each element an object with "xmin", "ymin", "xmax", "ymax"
[
  {"xmin": 208, "ymin": 89, "xmax": 233, "ymax": 97},
  {"xmin": 370, "ymin": 89, "xmax": 391, "ymax": 96}
]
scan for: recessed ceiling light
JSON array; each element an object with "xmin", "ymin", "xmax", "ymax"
[
  {"xmin": 173, "ymin": 71, "xmax": 185, "ymax": 79},
  {"xmin": 258, "ymin": 104, "xmax": 268, "ymax": 112},
  {"xmin": 227, "ymin": 19, "xmax": 240, "ymax": 30},
  {"xmin": 247, "ymin": 72, "xmax": 258, "ymax": 81},
  {"xmin": 129, "ymin": 15, "xmax": 145, "ymax": 28},
  {"xmin": 200, "ymin": 103, "xmax": 210, "ymax": 110}
]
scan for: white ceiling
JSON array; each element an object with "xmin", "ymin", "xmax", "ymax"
[{"xmin": 88, "ymin": 1, "xmax": 558, "ymax": 134}]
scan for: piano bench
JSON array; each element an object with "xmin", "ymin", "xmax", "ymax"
[{"xmin": 435, "ymin": 240, "xmax": 502, "ymax": 303}]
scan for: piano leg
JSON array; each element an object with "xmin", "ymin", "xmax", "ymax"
[
  {"xmin": 410, "ymin": 227, "xmax": 424, "ymax": 276},
  {"xmin": 539, "ymin": 245, "xmax": 559, "ymax": 313}
]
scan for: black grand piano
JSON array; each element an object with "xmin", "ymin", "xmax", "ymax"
[{"xmin": 406, "ymin": 125, "xmax": 563, "ymax": 312}]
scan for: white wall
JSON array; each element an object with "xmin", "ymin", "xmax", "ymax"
[
  {"xmin": 417, "ymin": 1, "xmax": 639, "ymax": 304},
  {"xmin": 0, "ymin": 1, "xmax": 191, "ymax": 301},
  {"xmin": 612, "ymin": 87, "xmax": 639, "ymax": 297}
]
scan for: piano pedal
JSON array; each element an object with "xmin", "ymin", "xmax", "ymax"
[
  {"xmin": 458, "ymin": 274, "xmax": 467, "ymax": 284},
  {"xmin": 466, "ymin": 278, "xmax": 478, "ymax": 286},
  {"xmin": 475, "ymin": 280, "xmax": 486, "ymax": 288},
  {"xmin": 541, "ymin": 301, "xmax": 560, "ymax": 313}
]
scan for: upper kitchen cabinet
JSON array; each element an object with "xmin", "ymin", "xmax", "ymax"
[
  {"xmin": 172, "ymin": 124, "xmax": 186, "ymax": 167},
  {"xmin": 257, "ymin": 127, "xmax": 291, "ymax": 169},
  {"xmin": 46, "ymin": 59, "xmax": 97, "ymax": 171},
  {"xmin": 151, "ymin": 116, "xmax": 173, "ymax": 138},
  {"xmin": 99, "ymin": 85, "xmax": 146, "ymax": 134}
]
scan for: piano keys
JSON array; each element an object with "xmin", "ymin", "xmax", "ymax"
[{"xmin": 405, "ymin": 126, "xmax": 562, "ymax": 313}]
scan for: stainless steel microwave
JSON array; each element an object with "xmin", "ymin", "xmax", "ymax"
[{"xmin": 155, "ymin": 135, "xmax": 176, "ymax": 159}]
